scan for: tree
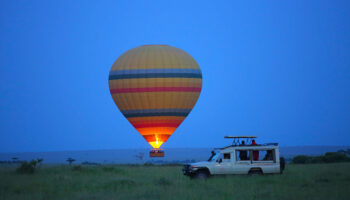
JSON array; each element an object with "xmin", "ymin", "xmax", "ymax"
[
  {"xmin": 346, "ymin": 149, "xmax": 350, "ymax": 155},
  {"xmin": 337, "ymin": 149, "xmax": 346, "ymax": 154},
  {"xmin": 292, "ymin": 155, "xmax": 311, "ymax": 164},
  {"xmin": 323, "ymin": 152, "xmax": 348, "ymax": 163},
  {"xmin": 37, "ymin": 158, "xmax": 43, "ymax": 167},
  {"xmin": 67, "ymin": 158, "xmax": 75, "ymax": 165},
  {"xmin": 337, "ymin": 149, "xmax": 350, "ymax": 156}
]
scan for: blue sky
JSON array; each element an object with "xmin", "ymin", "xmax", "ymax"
[{"xmin": 1, "ymin": 0, "xmax": 349, "ymax": 152}]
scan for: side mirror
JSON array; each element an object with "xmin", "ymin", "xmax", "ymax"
[{"xmin": 217, "ymin": 158, "xmax": 222, "ymax": 163}]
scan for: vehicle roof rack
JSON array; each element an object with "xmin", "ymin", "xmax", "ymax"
[
  {"xmin": 224, "ymin": 136, "xmax": 257, "ymax": 139},
  {"xmin": 224, "ymin": 136, "xmax": 257, "ymax": 146},
  {"xmin": 263, "ymin": 143, "xmax": 279, "ymax": 146}
]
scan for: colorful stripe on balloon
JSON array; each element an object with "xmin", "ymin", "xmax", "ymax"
[
  {"xmin": 110, "ymin": 87, "xmax": 201, "ymax": 94},
  {"xmin": 121, "ymin": 108, "xmax": 191, "ymax": 118},
  {"xmin": 109, "ymin": 68, "xmax": 202, "ymax": 80},
  {"xmin": 110, "ymin": 68, "xmax": 201, "ymax": 75}
]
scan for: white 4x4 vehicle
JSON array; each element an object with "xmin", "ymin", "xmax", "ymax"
[{"xmin": 183, "ymin": 136, "xmax": 285, "ymax": 179}]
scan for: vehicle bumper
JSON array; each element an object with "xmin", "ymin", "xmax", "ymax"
[{"xmin": 182, "ymin": 165, "xmax": 197, "ymax": 176}]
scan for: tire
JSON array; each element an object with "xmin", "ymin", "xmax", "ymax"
[
  {"xmin": 249, "ymin": 170, "xmax": 262, "ymax": 176},
  {"xmin": 280, "ymin": 157, "xmax": 285, "ymax": 174},
  {"xmin": 194, "ymin": 171, "xmax": 208, "ymax": 180}
]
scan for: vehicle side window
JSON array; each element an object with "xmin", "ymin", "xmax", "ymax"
[
  {"xmin": 236, "ymin": 149, "xmax": 250, "ymax": 161},
  {"xmin": 224, "ymin": 153, "xmax": 230, "ymax": 160},
  {"xmin": 256, "ymin": 150, "xmax": 275, "ymax": 161},
  {"xmin": 218, "ymin": 153, "xmax": 231, "ymax": 162},
  {"xmin": 223, "ymin": 153, "xmax": 231, "ymax": 162}
]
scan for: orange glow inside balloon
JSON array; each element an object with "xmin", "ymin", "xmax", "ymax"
[{"xmin": 148, "ymin": 134, "xmax": 164, "ymax": 148}]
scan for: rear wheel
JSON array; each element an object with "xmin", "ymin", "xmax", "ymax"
[
  {"xmin": 249, "ymin": 169, "xmax": 263, "ymax": 176},
  {"xmin": 280, "ymin": 157, "xmax": 285, "ymax": 174}
]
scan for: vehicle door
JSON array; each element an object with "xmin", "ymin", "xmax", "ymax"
[
  {"xmin": 251, "ymin": 149, "xmax": 277, "ymax": 173},
  {"xmin": 231, "ymin": 149, "xmax": 252, "ymax": 174},
  {"xmin": 212, "ymin": 153, "xmax": 233, "ymax": 174}
]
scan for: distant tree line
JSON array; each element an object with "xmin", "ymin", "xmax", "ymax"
[
  {"xmin": 0, "ymin": 160, "xmax": 22, "ymax": 164},
  {"xmin": 81, "ymin": 161, "xmax": 101, "ymax": 166},
  {"xmin": 0, "ymin": 157, "xmax": 23, "ymax": 164},
  {"xmin": 0, "ymin": 158, "xmax": 43, "ymax": 165},
  {"xmin": 292, "ymin": 151, "xmax": 350, "ymax": 164}
]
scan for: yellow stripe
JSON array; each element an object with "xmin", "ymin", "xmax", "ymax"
[
  {"xmin": 110, "ymin": 46, "xmax": 200, "ymax": 70},
  {"xmin": 109, "ymin": 78, "xmax": 202, "ymax": 89},
  {"xmin": 112, "ymin": 92, "xmax": 200, "ymax": 110}
]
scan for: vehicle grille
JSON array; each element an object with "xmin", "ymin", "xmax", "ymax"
[{"xmin": 183, "ymin": 164, "xmax": 190, "ymax": 171}]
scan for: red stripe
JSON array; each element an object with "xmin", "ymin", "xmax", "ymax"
[
  {"xmin": 110, "ymin": 87, "xmax": 201, "ymax": 94},
  {"xmin": 133, "ymin": 122, "xmax": 181, "ymax": 128},
  {"xmin": 130, "ymin": 119, "xmax": 183, "ymax": 125}
]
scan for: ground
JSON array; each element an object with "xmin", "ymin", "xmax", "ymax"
[{"xmin": 0, "ymin": 163, "xmax": 350, "ymax": 200}]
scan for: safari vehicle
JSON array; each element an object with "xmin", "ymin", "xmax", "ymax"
[{"xmin": 183, "ymin": 136, "xmax": 285, "ymax": 179}]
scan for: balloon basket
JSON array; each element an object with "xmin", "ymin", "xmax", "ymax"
[{"xmin": 150, "ymin": 149, "xmax": 164, "ymax": 157}]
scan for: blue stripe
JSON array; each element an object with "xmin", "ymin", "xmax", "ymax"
[
  {"xmin": 121, "ymin": 108, "xmax": 191, "ymax": 118},
  {"xmin": 109, "ymin": 73, "xmax": 202, "ymax": 80},
  {"xmin": 110, "ymin": 68, "xmax": 201, "ymax": 76}
]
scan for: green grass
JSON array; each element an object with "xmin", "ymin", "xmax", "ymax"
[{"xmin": 1, "ymin": 163, "xmax": 350, "ymax": 200}]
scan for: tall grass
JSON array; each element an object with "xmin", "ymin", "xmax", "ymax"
[{"xmin": 0, "ymin": 163, "xmax": 350, "ymax": 200}]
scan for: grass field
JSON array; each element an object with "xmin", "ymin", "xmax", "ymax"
[{"xmin": 1, "ymin": 163, "xmax": 350, "ymax": 200}]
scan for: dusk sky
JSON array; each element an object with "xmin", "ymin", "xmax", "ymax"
[{"xmin": 1, "ymin": 0, "xmax": 349, "ymax": 152}]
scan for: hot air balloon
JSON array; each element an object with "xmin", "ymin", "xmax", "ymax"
[{"xmin": 108, "ymin": 45, "xmax": 202, "ymax": 157}]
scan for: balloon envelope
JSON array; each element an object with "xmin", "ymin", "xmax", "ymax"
[{"xmin": 109, "ymin": 45, "xmax": 202, "ymax": 148}]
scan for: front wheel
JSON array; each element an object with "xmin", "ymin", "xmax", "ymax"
[{"xmin": 194, "ymin": 171, "xmax": 208, "ymax": 180}]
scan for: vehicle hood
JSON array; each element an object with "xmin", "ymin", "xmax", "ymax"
[{"xmin": 190, "ymin": 161, "xmax": 212, "ymax": 167}]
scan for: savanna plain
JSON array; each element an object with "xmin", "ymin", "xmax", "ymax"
[{"xmin": 1, "ymin": 163, "xmax": 350, "ymax": 200}]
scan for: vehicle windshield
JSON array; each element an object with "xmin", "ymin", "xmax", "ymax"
[{"xmin": 208, "ymin": 153, "xmax": 219, "ymax": 162}]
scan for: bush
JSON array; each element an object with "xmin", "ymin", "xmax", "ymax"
[
  {"xmin": 16, "ymin": 160, "xmax": 37, "ymax": 174},
  {"xmin": 292, "ymin": 152, "xmax": 350, "ymax": 164},
  {"xmin": 309, "ymin": 156, "xmax": 324, "ymax": 164},
  {"xmin": 72, "ymin": 165, "xmax": 82, "ymax": 171},
  {"xmin": 292, "ymin": 155, "xmax": 311, "ymax": 164},
  {"xmin": 143, "ymin": 163, "xmax": 154, "ymax": 166},
  {"xmin": 323, "ymin": 152, "xmax": 349, "ymax": 163}
]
